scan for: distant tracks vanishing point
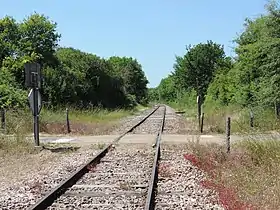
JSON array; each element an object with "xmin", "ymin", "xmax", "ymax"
[{"xmin": 28, "ymin": 105, "xmax": 166, "ymax": 210}]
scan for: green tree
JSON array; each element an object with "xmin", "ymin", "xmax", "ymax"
[
  {"xmin": 0, "ymin": 16, "xmax": 19, "ymax": 66},
  {"xmin": 157, "ymin": 75, "xmax": 177, "ymax": 102},
  {"xmin": 108, "ymin": 56, "xmax": 148, "ymax": 104},
  {"xmin": 0, "ymin": 13, "xmax": 148, "ymax": 109},
  {"xmin": 173, "ymin": 41, "xmax": 227, "ymax": 102},
  {"xmin": 18, "ymin": 13, "xmax": 61, "ymax": 65}
]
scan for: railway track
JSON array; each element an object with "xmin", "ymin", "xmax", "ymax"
[{"xmin": 28, "ymin": 105, "xmax": 166, "ymax": 210}]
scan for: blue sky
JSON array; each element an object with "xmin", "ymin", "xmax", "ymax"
[{"xmin": 1, "ymin": 0, "xmax": 268, "ymax": 87}]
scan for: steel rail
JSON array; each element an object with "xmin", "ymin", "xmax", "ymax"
[
  {"xmin": 145, "ymin": 106, "xmax": 166, "ymax": 210},
  {"xmin": 28, "ymin": 105, "xmax": 160, "ymax": 210}
]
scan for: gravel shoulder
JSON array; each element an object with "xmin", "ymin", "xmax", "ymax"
[
  {"xmin": 0, "ymin": 146, "xmax": 102, "ymax": 210},
  {"xmin": 156, "ymin": 144, "xmax": 224, "ymax": 210}
]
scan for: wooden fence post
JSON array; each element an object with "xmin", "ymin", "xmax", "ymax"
[
  {"xmin": 250, "ymin": 110, "xmax": 254, "ymax": 128},
  {"xmin": 275, "ymin": 101, "xmax": 280, "ymax": 118},
  {"xmin": 197, "ymin": 95, "xmax": 202, "ymax": 130},
  {"xmin": 66, "ymin": 108, "xmax": 71, "ymax": 133},
  {"xmin": 226, "ymin": 117, "xmax": 231, "ymax": 153},
  {"xmin": 200, "ymin": 113, "xmax": 204, "ymax": 133},
  {"xmin": 1, "ymin": 109, "xmax": 5, "ymax": 132}
]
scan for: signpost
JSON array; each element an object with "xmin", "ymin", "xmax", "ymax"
[
  {"xmin": 28, "ymin": 89, "xmax": 42, "ymax": 115},
  {"xmin": 197, "ymin": 95, "xmax": 202, "ymax": 130},
  {"xmin": 25, "ymin": 63, "xmax": 42, "ymax": 147},
  {"xmin": 1, "ymin": 108, "xmax": 5, "ymax": 132}
]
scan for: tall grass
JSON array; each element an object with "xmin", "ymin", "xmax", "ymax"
[
  {"xmin": 169, "ymin": 95, "xmax": 280, "ymax": 134},
  {"xmin": 169, "ymin": 94, "xmax": 280, "ymax": 208},
  {"xmin": 0, "ymin": 105, "xmax": 148, "ymax": 155},
  {"xmin": 41, "ymin": 107, "xmax": 134, "ymax": 123},
  {"xmin": 168, "ymin": 90, "xmax": 197, "ymax": 112},
  {"xmin": 1, "ymin": 105, "xmax": 147, "ymax": 135},
  {"xmin": 0, "ymin": 135, "xmax": 36, "ymax": 156},
  {"xmin": 186, "ymin": 139, "xmax": 280, "ymax": 209}
]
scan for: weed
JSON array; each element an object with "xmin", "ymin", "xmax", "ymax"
[
  {"xmin": 42, "ymin": 142, "xmax": 80, "ymax": 153},
  {"xmin": 119, "ymin": 182, "xmax": 131, "ymax": 190},
  {"xmin": 87, "ymin": 164, "xmax": 96, "ymax": 172},
  {"xmin": 170, "ymin": 99, "xmax": 280, "ymax": 134},
  {"xmin": 90, "ymin": 143, "xmax": 106, "ymax": 150},
  {"xmin": 235, "ymin": 139, "xmax": 280, "ymax": 166},
  {"xmin": 97, "ymin": 143, "xmax": 106, "ymax": 149},
  {"xmin": 158, "ymin": 163, "xmax": 172, "ymax": 178},
  {"xmin": 0, "ymin": 135, "xmax": 36, "ymax": 156},
  {"xmin": 28, "ymin": 180, "xmax": 43, "ymax": 194},
  {"xmin": 185, "ymin": 139, "xmax": 280, "ymax": 210},
  {"xmin": 3, "ymin": 106, "xmax": 146, "ymax": 136}
]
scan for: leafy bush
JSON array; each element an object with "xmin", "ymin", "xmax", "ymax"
[{"xmin": 0, "ymin": 84, "xmax": 27, "ymax": 109}]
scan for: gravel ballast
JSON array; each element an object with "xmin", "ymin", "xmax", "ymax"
[
  {"xmin": 0, "ymin": 148, "xmax": 101, "ymax": 210},
  {"xmin": 164, "ymin": 105, "xmax": 197, "ymax": 134},
  {"xmin": 47, "ymin": 144, "xmax": 155, "ymax": 210},
  {"xmin": 110, "ymin": 106, "xmax": 159, "ymax": 135},
  {"xmin": 155, "ymin": 144, "xmax": 224, "ymax": 210}
]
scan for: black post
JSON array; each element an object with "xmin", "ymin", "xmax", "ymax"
[
  {"xmin": 200, "ymin": 113, "xmax": 204, "ymax": 133},
  {"xmin": 32, "ymin": 73, "xmax": 40, "ymax": 146},
  {"xmin": 197, "ymin": 95, "xmax": 202, "ymax": 130},
  {"xmin": 1, "ymin": 108, "xmax": 5, "ymax": 131},
  {"xmin": 226, "ymin": 117, "xmax": 231, "ymax": 153},
  {"xmin": 250, "ymin": 110, "xmax": 254, "ymax": 128},
  {"xmin": 275, "ymin": 101, "xmax": 280, "ymax": 119},
  {"xmin": 66, "ymin": 108, "xmax": 71, "ymax": 133}
]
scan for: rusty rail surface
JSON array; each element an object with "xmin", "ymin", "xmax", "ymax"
[{"xmin": 145, "ymin": 106, "xmax": 166, "ymax": 210}]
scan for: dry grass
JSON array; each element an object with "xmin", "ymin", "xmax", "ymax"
[
  {"xmin": 171, "ymin": 100, "xmax": 280, "ymax": 135},
  {"xmin": 1, "ymin": 105, "xmax": 147, "ymax": 135},
  {"xmin": 0, "ymin": 105, "xmax": 148, "ymax": 156},
  {"xmin": 169, "ymin": 101, "xmax": 280, "ymax": 208},
  {"xmin": 185, "ymin": 139, "xmax": 280, "ymax": 210},
  {"xmin": 0, "ymin": 135, "xmax": 37, "ymax": 157}
]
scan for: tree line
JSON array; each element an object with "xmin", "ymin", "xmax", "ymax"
[
  {"xmin": 0, "ymin": 13, "xmax": 148, "ymax": 109},
  {"xmin": 150, "ymin": 1, "xmax": 280, "ymax": 111}
]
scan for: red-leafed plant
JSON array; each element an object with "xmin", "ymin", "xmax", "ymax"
[{"xmin": 184, "ymin": 152, "xmax": 256, "ymax": 210}]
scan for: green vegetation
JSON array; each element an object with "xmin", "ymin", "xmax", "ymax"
[
  {"xmin": 4, "ymin": 107, "xmax": 138, "ymax": 135},
  {"xmin": 0, "ymin": 135, "xmax": 36, "ymax": 156},
  {"xmin": 0, "ymin": 12, "xmax": 150, "ymax": 139},
  {"xmin": 0, "ymin": 13, "xmax": 148, "ymax": 110},
  {"xmin": 186, "ymin": 139, "xmax": 280, "ymax": 209},
  {"xmin": 150, "ymin": 1, "xmax": 280, "ymax": 133}
]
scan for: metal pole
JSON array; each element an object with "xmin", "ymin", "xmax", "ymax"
[
  {"xmin": 226, "ymin": 117, "xmax": 231, "ymax": 153},
  {"xmin": 32, "ymin": 73, "xmax": 40, "ymax": 146},
  {"xmin": 197, "ymin": 95, "xmax": 201, "ymax": 130},
  {"xmin": 34, "ymin": 87, "xmax": 40, "ymax": 146}
]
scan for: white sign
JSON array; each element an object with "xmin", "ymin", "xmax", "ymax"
[
  {"xmin": 197, "ymin": 96, "xmax": 201, "ymax": 103},
  {"xmin": 28, "ymin": 89, "xmax": 42, "ymax": 115}
]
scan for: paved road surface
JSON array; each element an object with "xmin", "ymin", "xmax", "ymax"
[{"xmin": 24, "ymin": 132, "xmax": 280, "ymax": 146}]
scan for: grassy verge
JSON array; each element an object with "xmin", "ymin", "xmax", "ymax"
[
  {"xmin": 0, "ymin": 135, "xmax": 36, "ymax": 156},
  {"xmin": 185, "ymin": 139, "xmax": 280, "ymax": 210},
  {"xmin": 0, "ymin": 104, "xmax": 149, "ymax": 155},
  {"xmin": 168, "ymin": 98, "xmax": 280, "ymax": 134},
  {"xmin": 2, "ymin": 105, "xmax": 148, "ymax": 135}
]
